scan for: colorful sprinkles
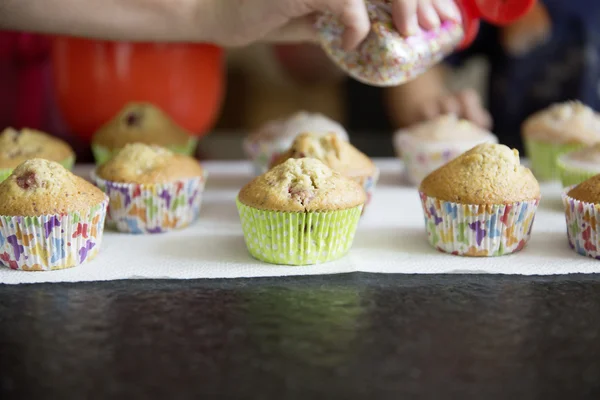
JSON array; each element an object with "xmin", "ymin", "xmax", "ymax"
[
  {"xmin": 0, "ymin": 201, "xmax": 108, "ymax": 271},
  {"xmin": 316, "ymin": 1, "xmax": 464, "ymax": 86},
  {"xmin": 419, "ymin": 193, "xmax": 539, "ymax": 257},
  {"xmin": 93, "ymin": 172, "xmax": 207, "ymax": 234}
]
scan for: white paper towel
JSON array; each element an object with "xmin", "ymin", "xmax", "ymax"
[{"xmin": 0, "ymin": 159, "xmax": 597, "ymax": 284}]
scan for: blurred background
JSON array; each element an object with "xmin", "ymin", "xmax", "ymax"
[{"xmin": 0, "ymin": 35, "xmax": 486, "ymax": 161}]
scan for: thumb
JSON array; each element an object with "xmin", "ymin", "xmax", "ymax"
[{"xmin": 457, "ymin": 89, "xmax": 493, "ymax": 129}]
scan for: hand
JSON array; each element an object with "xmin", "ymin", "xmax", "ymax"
[
  {"xmin": 211, "ymin": 0, "xmax": 462, "ymax": 48},
  {"xmin": 416, "ymin": 89, "xmax": 492, "ymax": 129}
]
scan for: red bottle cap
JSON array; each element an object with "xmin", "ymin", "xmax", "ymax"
[{"xmin": 457, "ymin": 0, "xmax": 537, "ymax": 49}]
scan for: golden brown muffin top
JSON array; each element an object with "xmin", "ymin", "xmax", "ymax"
[
  {"xmin": 400, "ymin": 114, "xmax": 496, "ymax": 142},
  {"xmin": 562, "ymin": 143, "xmax": 600, "ymax": 164},
  {"xmin": 0, "ymin": 127, "xmax": 74, "ymax": 169},
  {"xmin": 96, "ymin": 143, "xmax": 203, "ymax": 184},
  {"xmin": 270, "ymin": 132, "xmax": 377, "ymax": 178},
  {"xmin": 567, "ymin": 175, "xmax": 600, "ymax": 203},
  {"xmin": 93, "ymin": 103, "xmax": 192, "ymax": 149},
  {"xmin": 238, "ymin": 158, "xmax": 366, "ymax": 212},
  {"xmin": 419, "ymin": 143, "xmax": 540, "ymax": 204},
  {"xmin": 0, "ymin": 159, "xmax": 106, "ymax": 216},
  {"xmin": 522, "ymin": 101, "xmax": 600, "ymax": 145}
]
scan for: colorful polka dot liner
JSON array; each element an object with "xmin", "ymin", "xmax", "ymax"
[
  {"xmin": 316, "ymin": 0, "xmax": 464, "ymax": 86},
  {"xmin": 236, "ymin": 200, "xmax": 363, "ymax": 265},
  {"xmin": 92, "ymin": 172, "xmax": 207, "ymax": 234},
  {"xmin": 562, "ymin": 190, "xmax": 600, "ymax": 259},
  {"xmin": 91, "ymin": 139, "xmax": 198, "ymax": 166},
  {"xmin": 0, "ymin": 200, "xmax": 108, "ymax": 271},
  {"xmin": 0, "ymin": 156, "xmax": 75, "ymax": 184},
  {"xmin": 419, "ymin": 193, "xmax": 540, "ymax": 257},
  {"xmin": 523, "ymin": 138, "xmax": 584, "ymax": 182},
  {"xmin": 394, "ymin": 132, "xmax": 498, "ymax": 185}
]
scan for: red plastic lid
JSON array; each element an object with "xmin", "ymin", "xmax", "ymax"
[
  {"xmin": 475, "ymin": 0, "xmax": 536, "ymax": 25},
  {"xmin": 457, "ymin": 0, "xmax": 536, "ymax": 49}
]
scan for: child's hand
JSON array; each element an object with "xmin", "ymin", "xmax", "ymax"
[
  {"xmin": 212, "ymin": 0, "xmax": 462, "ymax": 49},
  {"xmin": 417, "ymin": 89, "xmax": 492, "ymax": 129}
]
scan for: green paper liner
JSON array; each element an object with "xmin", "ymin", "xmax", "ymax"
[
  {"xmin": 0, "ymin": 155, "xmax": 76, "ymax": 183},
  {"xmin": 236, "ymin": 200, "xmax": 363, "ymax": 265},
  {"xmin": 523, "ymin": 138, "xmax": 584, "ymax": 181},
  {"xmin": 91, "ymin": 138, "xmax": 198, "ymax": 165},
  {"xmin": 556, "ymin": 157, "xmax": 599, "ymax": 188}
]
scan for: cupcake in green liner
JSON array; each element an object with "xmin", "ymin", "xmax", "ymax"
[
  {"xmin": 0, "ymin": 127, "xmax": 75, "ymax": 182},
  {"xmin": 557, "ymin": 144, "xmax": 600, "ymax": 188},
  {"xmin": 270, "ymin": 132, "xmax": 379, "ymax": 214},
  {"xmin": 92, "ymin": 143, "xmax": 206, "ymax": 234},
  {"xmin": 0, "ymin": 159, "xmax": 108, "ymax": 271},
  {"xmin": 522, "ymin": 101, "xmax": 600, "ymax": 181},
  {"xmin": 419, "ymin": 144, "xmax": 540, "ymax": 257},
  {"xmin": 237, "ymin": 158, "xmax": 365, "ymax": 265},
  {"xmin": 91, "ymin": 102, "xmax": 198, "ymax": 165}
]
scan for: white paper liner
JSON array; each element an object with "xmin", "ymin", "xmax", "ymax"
[
  {"xmin": 0, "ymin": 200, "xmax": 108, "ymax": 271},
  {"xmin": 562, "ymin": 189, "xmax": 600, "ymax": 259},
  {"xmin": 419, "ymin": 193, "xmax": 539, "ymax": 257},
  {"xmin": 92, "ymin": 171, "xmax": 207, "ymax": 234}
]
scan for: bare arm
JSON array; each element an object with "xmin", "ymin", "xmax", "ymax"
[{"xmin": 0, "ymin": 0, "xmax": 212, "ymax": 42}]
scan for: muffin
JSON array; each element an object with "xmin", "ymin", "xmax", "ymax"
[
  {"xmin": 92, "ymin": 143, "xmax": 206, "ymax": 234},
  {"xmin": 562, "ymin": 176, "xmax": 600, "ymax": 259},
  {"xmin": 0, "ymin": 159, "xmax": 108, "ymax": 271},
  {"xmin": 270, "ymin": 132, "xmax": 379, "ymax": 212},
  {"xmin": 522, "ymin": 101, "xmax": 600, "ymax": 181},
  {"xmin": 91, "ymin": 103, "xmax": 198, "ymax": 165},
  {"xmin": 243, "ymin": 111, "xmax": 349, "ymax": 175},
  {"xmin": 557, "ymin": 144, "xmax": 600, "ymax": 188},
  {"xmin": 237, "ymin": 158, "xmax": 365, "ymax": 265},
  {"xmin": 0, "ymin": 127, "xmax": 75, "ymax": 182},
  {"xmin": 393, "ymin": 114, "xmax": 498, "ymax": 185},
  {"xmin": 419, "ymin": 143, "xmax": 540, "ymax": 257}
]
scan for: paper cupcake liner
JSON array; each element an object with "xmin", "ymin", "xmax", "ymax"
[
  {"xmin": 419, "ymin": 193, "xmax": 539, "ymax": 257},
  {"xmin": 0, "ymin": 200, "xmax": 108, "ymax": 271},
  {"xmin": 236, "ymin": 200, "xmax": 363, "ymax": 265},
  {"xmin": 91, "ymin": 139, "xmax": 198, "ymax": 166},
  {"xmin": 92, "ymin": 171, "xmax": 207, "ymax": 234},
  {"xmin": 0, "ymin": 156, "xmax": 75, "ymax": 183},
  {"xmin": 562, "ymin": 190, "xmax": 600, "ymax": 259},
  {"xmin": 394, "ymin": 132, "xmax": 498, "ymax": 186},
  {"xmin": 243, "ymin": 138, "xmax": 290, "ymax": 176},
  {"xmin": 523, "ymin": 138, "xmax": 584, "ymax": 181},
  {"xmin": 353, "ymin": 168, "xmax": 380, "ymax": 215},
  {"xmin": 556, "ymin": 158, "xmax": 599, "ymax": 188}
]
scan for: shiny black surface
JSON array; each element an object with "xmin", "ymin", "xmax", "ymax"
[{"xmin": 2, "ymin": 273, "xmax": 600, "ymax": 399}]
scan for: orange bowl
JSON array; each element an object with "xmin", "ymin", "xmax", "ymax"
[{"xmin": 51, "ymin": 37, "xmax": 224, "ymax": 142}]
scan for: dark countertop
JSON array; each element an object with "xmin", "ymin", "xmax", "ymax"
[{"xmin": 2, "ymin": 273, "xmax": 600, "ymax": 399}]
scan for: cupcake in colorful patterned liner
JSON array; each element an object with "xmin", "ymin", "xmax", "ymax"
[
  {"xmin": 270, "ymin": 132, "xmax": 379, "ymax": 214},
  {"xmin": 0, "ymin": 159, "xmax": 108, "ymax": 271},
  {"xmin": 237, "ymin": 158, "xmax": 365, "ymax": 265},
  {"xmin": 419, "ymin": 143, "xmax": 540, "ymax": 257},
  {"xmin": 557, "ymin": 144, "xmax": 600, "ymax": 188},
  {"xmin": 91, "ymin": 103, "xmax": 198, "ymax": 165},
  {"xmin": 563, "ymin": 177, "xmax": 600, "ymax": 259},
  {"xmin": 0, "ymin": 127, "xmax": 75, "ymax": 182},
  {"xmin": 243, "ymin": 111, "xmax": 349, "ymax": 176},
  {"xmin": 393, "ymin": 114, "xmax": 498, "ymax": 185},
  {"xmin": 522, "ymin": 101, "xmax": 600, "ymax": 181},
  {"xmin": 92, "ymin": 143, "xmax": 206, "ymax": 234}
]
